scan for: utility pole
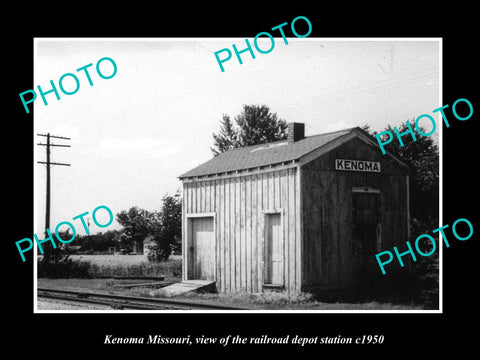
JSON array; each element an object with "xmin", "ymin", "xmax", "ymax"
[{"xmin": 37, "ymin": 133, "xmax": 71, "ymax": 237}]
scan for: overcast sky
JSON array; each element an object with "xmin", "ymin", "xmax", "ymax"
[{"xmin": 34, "ymin": 38, "xmax": 440, "ymax": 235}]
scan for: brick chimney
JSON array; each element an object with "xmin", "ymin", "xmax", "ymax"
[{"xmin": 287, "ymin": 122, "xmax": 305, "ymax": 143}]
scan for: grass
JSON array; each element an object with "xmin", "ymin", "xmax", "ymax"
[
  {"xmin": 88, "ymin": 258, "xmax": 182, "ymax": 280},
  {"xmin": 37, "ymin": 254, "xmax": 182, "ymax": 280},
  {"xmin": 69, "ymin": 254, "xmax": 176, "ymax": 266},
  {"xmin": 37, "ymin": 254, "xmax": 427, "ymax": 310}
]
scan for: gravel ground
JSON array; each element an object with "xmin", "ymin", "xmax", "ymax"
[
  {"xmin": 37, "ymin": 298, "xmax": 112, "ymax": 310},
  {"xmin": 37, "ymin": 279, "xmax": 426, "ymax": 310}
]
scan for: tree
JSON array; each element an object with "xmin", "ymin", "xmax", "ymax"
[
  {"xmin": 74, "ymin": 230, "xmax": 120, "ymax": 253},
  {"xmin": 116, "ymin": 207, "xmax": 156, "ymax": 251},
  {"xmin": 211, "ymin": 114, "xmax": 238, "ymax": 155},
  {"xmin": 211, "ymin": 104, "xmax": 288, "ymax": 155},
  {"xmin": 148, "ymin": 192, "xmax": 182, "ymax": 262},
  {"xmin": 365, "ymin": 121, "xmax": 439, "ymax": 304},
  {"xmin": 369, "ymin": 120, "xmax": 439, "ymax": 232},
  {"xmin": 98, "ymin": 229, "xmax": 122, "ymax": 251},
  {"xmin": 40, "ymin": 228, "xmax": 72, "ymax": 264}
]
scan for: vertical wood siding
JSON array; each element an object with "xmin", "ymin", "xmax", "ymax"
[
  {"xmin": 301, "ymin": 137, "xmax": 409, "ymax": 289},
  {"xmin": 182, "ymin": 167, "xmax": 300, "ymax": 293}
]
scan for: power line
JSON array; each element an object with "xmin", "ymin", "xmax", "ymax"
[
  {"xmin": 321, "ymin": 71, "xmax": 438, "ymax": 104},
  {"xmin": 283, "ymin": 67, "xmax": 439, "ymax": 110},
  {"xmin": 37, "ymin": 133, "xmax": 71, "ymax": 140},
  {"xmin": 37, "ymin": 161, "xmax": 71, "ymax": 166},
  {"xmin": 37, "ymin": 143, "xmax": 71, "ymax": 148}
]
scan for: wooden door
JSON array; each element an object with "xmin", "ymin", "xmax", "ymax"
[
  {"xmin": 264, "ymin": 213, "xmax": 284, "ymax": 285},
  {"xmin": 352, "ymin": 192, "xmax": 380, "ymax": 255},
  {"xmin": 190, "ymin": 217, "xmax": 215, "ymax": 280}
]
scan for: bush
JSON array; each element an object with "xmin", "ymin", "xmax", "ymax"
[
  {"xmin": 37, "ymin": 239, "xmax": 95, "ymax": 278},
  {"xmin": 37, "ymin": 257, "xmax": 182, "ymax": 280},
  {"xmin": 146, "ymin": 243, "xmax": 171, "ymax": 263},
  {"xmin": 38, "ymin": 258, "xmax": 94, "ymax": 279}
]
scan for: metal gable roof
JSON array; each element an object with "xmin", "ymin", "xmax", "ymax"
[{"xmin": 179, "ymin": 127, "xmax": 357, "ymax": 179}]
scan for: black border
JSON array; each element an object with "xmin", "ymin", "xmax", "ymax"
[{"xmin": 7, "ymin": 5, "xmax": 479, "ymax": 356}]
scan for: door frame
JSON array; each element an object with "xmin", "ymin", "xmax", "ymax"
[
  {"xmin": 263, "ymin": 208, "xmax": 284, "ymax": 286},
  {"xmin": 351, "ymin": 187, "xmax": 382, "ymax": 255},
  {"xmin": 185, "ymin": 212, "xmax": 216, "ymax": 281}
]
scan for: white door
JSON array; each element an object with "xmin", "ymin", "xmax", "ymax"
[
  {"xmin": 264, "ymin": 213, "xmax": 284, "ymax": 285},
  {"xmin": 190, "ymin": 217, "xmax": 215, "ymax": 280}
]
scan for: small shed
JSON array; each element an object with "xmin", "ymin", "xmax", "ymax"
[
  {"xmin": 143, "ymin": 235, "xmax": 155, "ymax": 256},
  {"xmin": 178, "ymin": 123, "xmax": 409, "ymax": 295}
]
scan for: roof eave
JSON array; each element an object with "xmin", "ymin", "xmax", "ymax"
[{"xmin": 297, "ymin": 127, "xmax": 409, "ymax": 170}]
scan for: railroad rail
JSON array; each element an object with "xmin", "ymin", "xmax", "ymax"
[{"xmin": 37, "ymin": 288, "xmax": 247, "ymax": 310}]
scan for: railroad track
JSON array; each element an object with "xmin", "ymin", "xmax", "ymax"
[{"xmin": 37, "ymin": 288, "xmax": 246, "ymax": 310}]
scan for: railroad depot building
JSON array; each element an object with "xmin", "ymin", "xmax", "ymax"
[{"xmin": 178, "ymin": 123, "xmax": 410, "ymax": 295}]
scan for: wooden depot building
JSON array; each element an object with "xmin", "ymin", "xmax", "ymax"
[{"xmin": 178, "ymin": 123, "xmax": 410, "ymax": 296}]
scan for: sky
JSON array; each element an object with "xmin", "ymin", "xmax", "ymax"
[{"xmin": 34, "ymin": 38, "xmax": 440, "ymax": 235}]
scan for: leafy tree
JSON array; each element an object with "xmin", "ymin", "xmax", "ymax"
[
  {"xmin": 368, "ymin": 120, "xmax": 439, "ymax": 232},
  {"xmin": 211, "ymin": 104, "xmax": 288, "ymax": 155},
  {"xmin": 99, "ymin": 229, "xmax": 123, "ymax": 251},
  {"xmin": 117, "ymin": 233, "xmax": 131, "ymax": 252},
  {"xmin": 116, "ymin": 207, "xmax": 156, "ymax": 251},
  {"xmin": 148, "ymin": 192, "xmax": 182, "ymax": 262},
  {"xmin": 74, "ymin": 230, "xmax": 120, "ymax": 252},
  {"xmin": 365, "ymin": 120, "xmax": 439, "ymax": 305}
]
